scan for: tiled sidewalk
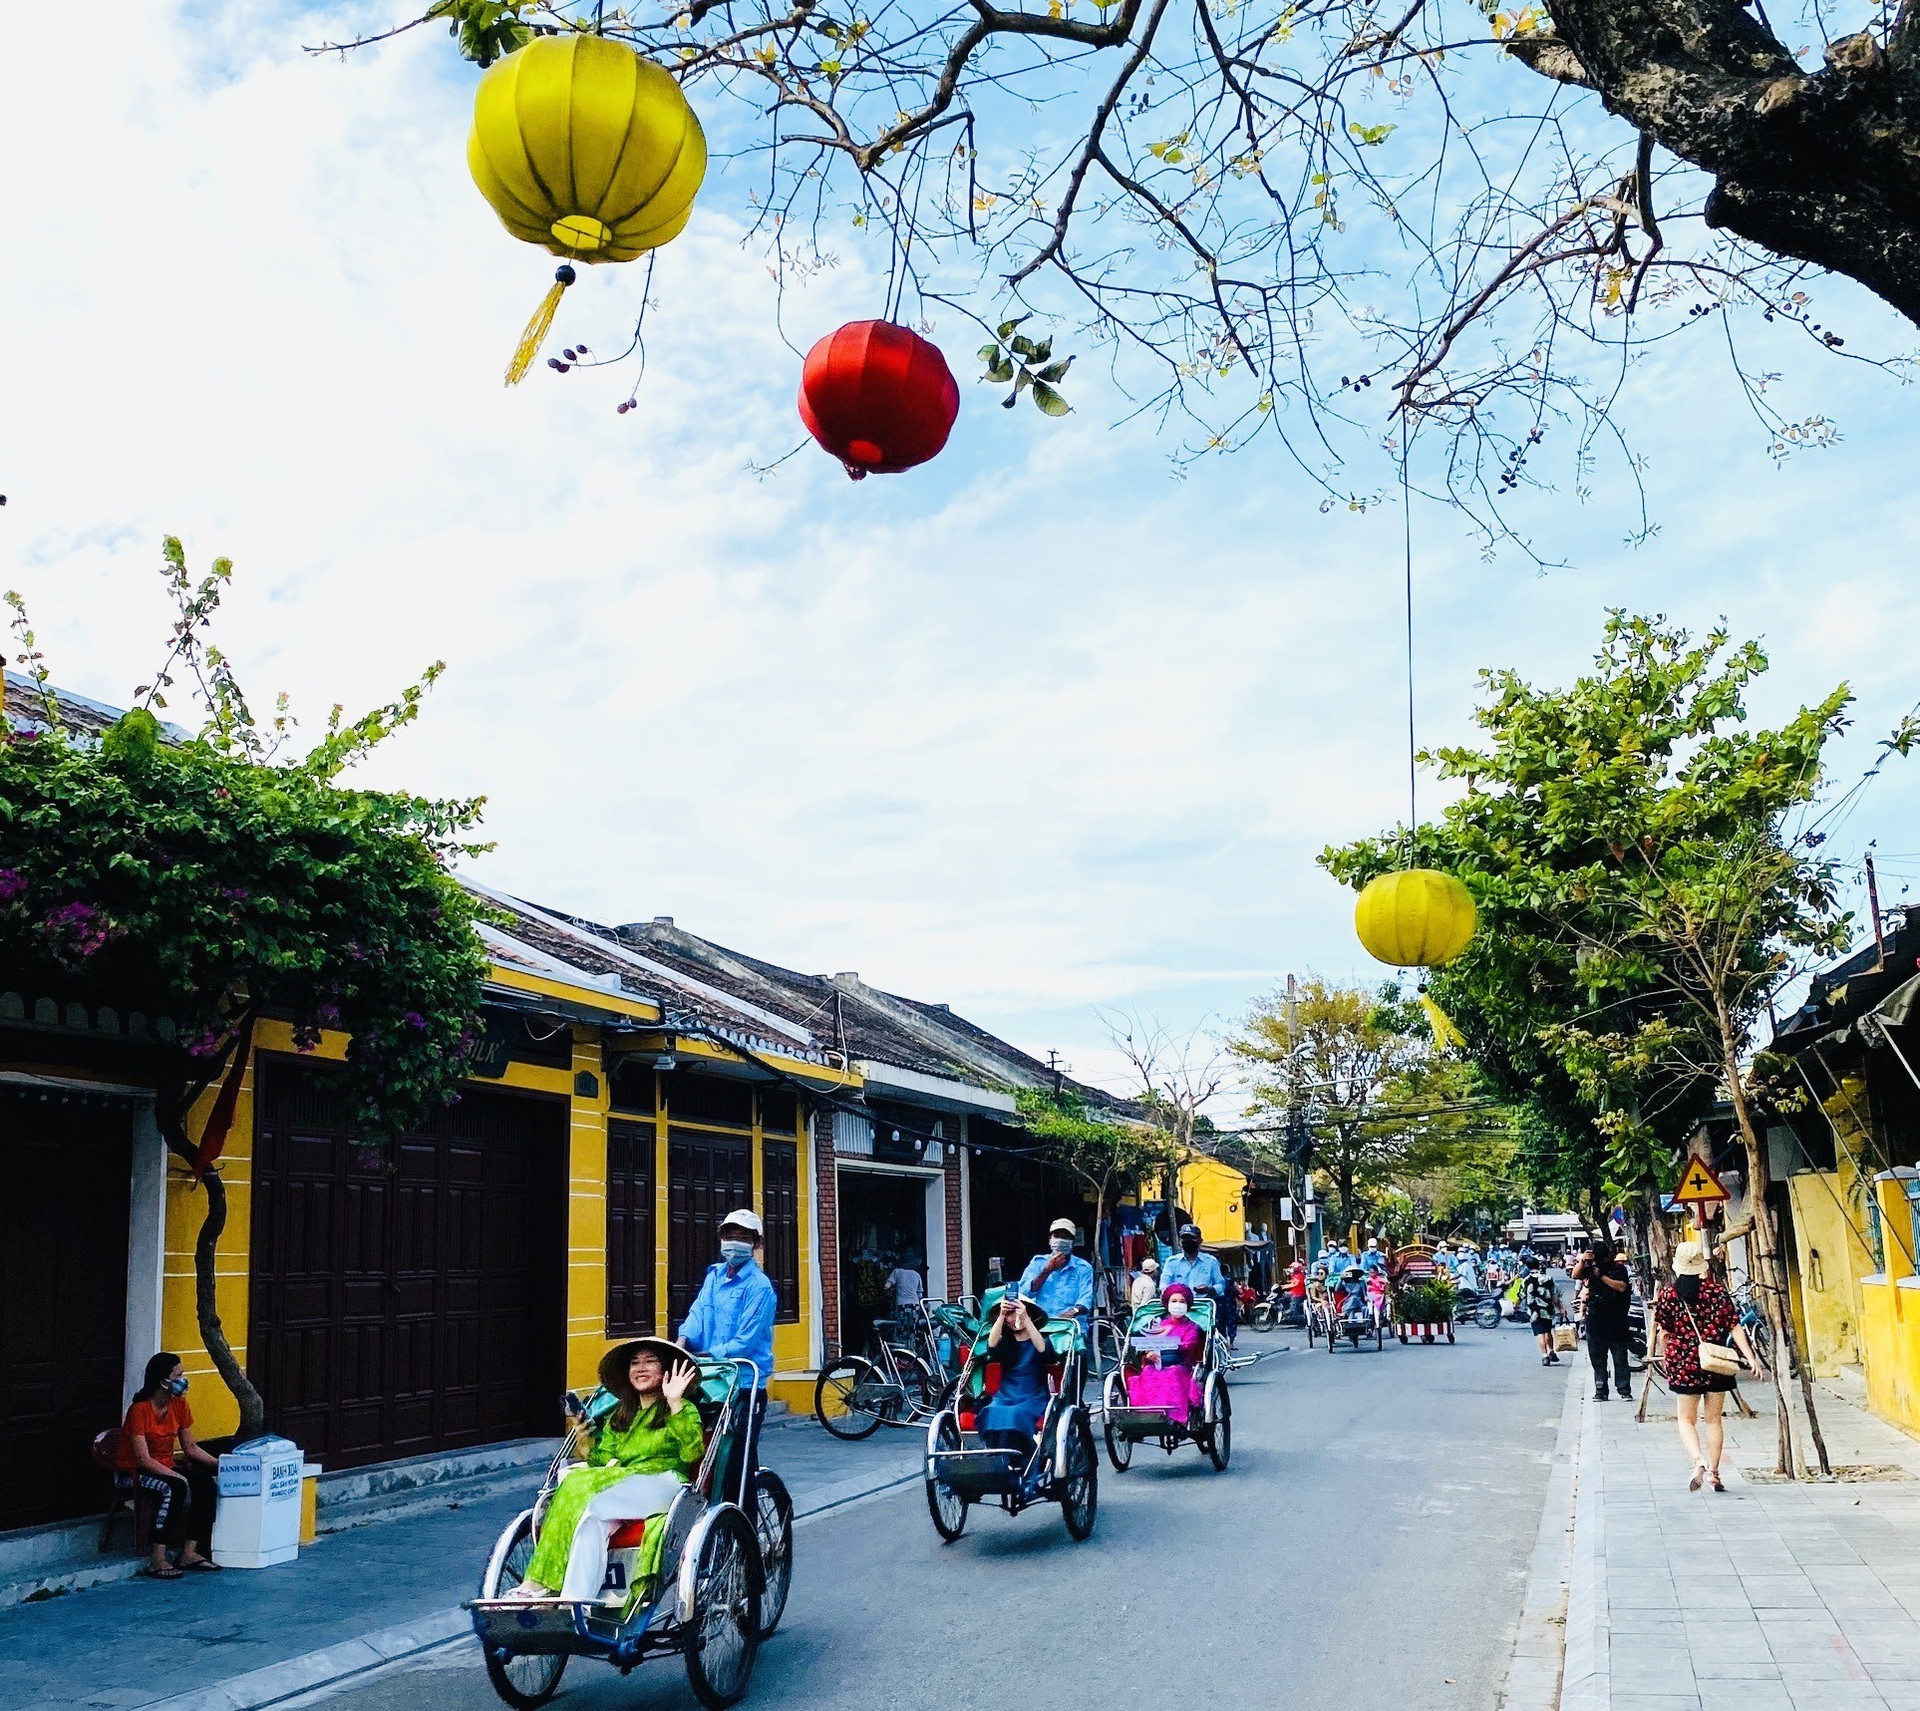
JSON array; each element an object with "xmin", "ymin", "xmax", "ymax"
[{"xmin": 1564, "ymin": 1368, "xmax": 1920, "ymax": 1711}]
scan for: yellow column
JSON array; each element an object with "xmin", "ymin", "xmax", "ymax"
[
  {"xmin": 566, "ymin": 1028, "xmax": 611, "ymax": 1389},
  {"xmin": 1875, "ymin": 1172, "xmax": 1916, "ymax": 1283}
]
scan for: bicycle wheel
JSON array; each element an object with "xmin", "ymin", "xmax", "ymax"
[
  {"xmin": 682, "ymin": 1507, "xmax": 762, "ymax": 1711},
  {"xmin": 1203, "ymin": 1375, "xmax": 1232, "ymax": 1472},
  {"xmin": 478, "ymin": 1513, "xmax": 568, "ymax": 1709},
  {"xmin": 1475, "ymin": 1298, "xmax": 1503, "ymax": 1330},
  {"xmin": 887, "ymin": 1348, "xmax": 942, "ymax": 1421},
  {"xmin": 1249, "ymin": 1301, "xmax": 1274, "ymax": 1332},
  {"xmin": 1747, "ymin": 1313, "xmax": 1775, "ymax": 1373},
  {"xmin": 814, "ymin": 1357, "xmax": 883, "ymax": 1439},
  {"xmin": 750, "ymin": 1469, "xmax": 793, "ymax": 1638},
  {"xmin": 1058, "ymin": 1409, "xmax": 1098, "ymax": 1541},
  {"xmin": 925, "ymin": 1414, "xmax": 968, "ymax": 1541},
  {"xmin": 1101, "ymin": 1371, "xmax": 1133, "ymax": 1472}
]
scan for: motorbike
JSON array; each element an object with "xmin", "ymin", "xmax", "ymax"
[
  {"xmin": 1452, "ymin": 1286, "xmax": 1505, "ymax": 1331},
  {"xmin": 1248, "ymin": 1287, "xmax": 1306, "ymax": 1331}
]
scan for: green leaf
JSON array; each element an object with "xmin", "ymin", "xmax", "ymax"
[
  {"xmin": 1035, "ymin": 357, "xmax": 1074, "ymax": 383},
  {"xmin": 1009, "ymin": 334, "xmax": 1038, "ymax": 359},
  {"xmin": 1029, "ymin": 338, "xmax": 1053, "ymax": 363},
  {"xmin": 1030, "ymin": 381, "xmax": 1071, "ymax": 416},
  {"xmin": 977, "ymin": 343, "xmax": 1002, "ymax": 362},
  {"xmin": 996, "ymin": 315, "xmax": 1029, "ymax": 340},
  {"xmin": 985, "ymin": 353, "xmax": 1015, "ymax": 383}
]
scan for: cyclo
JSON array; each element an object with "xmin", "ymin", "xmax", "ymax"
[
  {"xmin": 468, "ymin": 1357, "xmax": 792, "ymax": 1711},
  {"xmin": 921, "ymin": 1286, "xmax": 1098, "ymax": 1543},
  {"xmin": 1099, "ymin": 1291, "xmax": 1231, "ymax": 1472}
]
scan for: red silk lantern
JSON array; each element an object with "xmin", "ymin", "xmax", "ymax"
[{"xmin": 798, "ymin": 321, "xmax": 960, "ymax": 480}]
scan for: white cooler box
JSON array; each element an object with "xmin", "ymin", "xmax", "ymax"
[{"xmin": 211, "ymin": 1435, "xmax": 304, "ymax": 1569}]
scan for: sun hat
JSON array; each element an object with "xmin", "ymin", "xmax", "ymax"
[
  {"xmin": 1048, "ymin": 1217, "xmax": 1078, "ymax": 1237},
  {"xmin": 720, "ymin": 1207, "xmax": 763, "ymax": 1238},
  {"xmin": 600, "ymin": 1337, "xmax": 699, "ymax": 1389},
  {"xmin": 1141, "ymin": 1256, "xmax": 1160, "ymax": 1273},
  {"xmin": 1672, "ymin": 1241, "xmax": 1709, "ymax": 1278},
  {"xmin": 1000, "ymin": 1291, "xmax": 1050, "ymax": 1327}
]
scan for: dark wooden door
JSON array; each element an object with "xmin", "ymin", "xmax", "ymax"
[
  {"xmin": 606, "ymin": 1119, "xmax": 656, "ymax": 1336},
  {"xmin": 762, "ymin": 1139, "xmax": 799, "ymax": 1322},
  {"xmin": 0, "ymin": 1089, "xmax": 131, "ymax": 1529},
  {"xmin": 666, "ymin": 1130, "xmax": 751, "ymax": 1330},
  {"xmin": 249, "ymin": 1060, "xmax": 566, "ymax": 1469}
]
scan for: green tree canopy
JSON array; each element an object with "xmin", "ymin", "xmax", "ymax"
[{"xmin": 2, "ymin": 541, "xmax": 492, "ymax": 1436}]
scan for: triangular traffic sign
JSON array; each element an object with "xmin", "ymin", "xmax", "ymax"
[{"xmin": 1674, "ymin": 1156, "xmax": 1729, "ymax": 1205}]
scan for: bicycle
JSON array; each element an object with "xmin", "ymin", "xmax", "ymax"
[
  {"xmin": 1732, "ymin": 1279, "xmax": 1793, "ymax": 1377},
  {"xmin": 814, "ymin": 1304, "xmax": 957, "ymax": 1438}
]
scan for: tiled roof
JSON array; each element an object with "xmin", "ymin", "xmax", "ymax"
[{"xmin": 4, "ymin": 671, "xmax": 192, "ymax": 745}]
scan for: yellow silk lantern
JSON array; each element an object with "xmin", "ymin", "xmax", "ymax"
[
  {"xmin": 1354, "ymin": 869, "xmax": 1477, "ymax": 968},
  {"xmin": 468, "ymin": 34, "xmax": 708, "ymax": 384}
]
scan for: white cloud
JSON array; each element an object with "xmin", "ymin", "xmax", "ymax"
[{"xmin": 4, "ymin": 3, "xmax": 1917, "ymax": 1092}]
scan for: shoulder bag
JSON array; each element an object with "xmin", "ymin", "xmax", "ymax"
[{"xmin": 1680, "ymin": 1295, "xmax": 1740, "ymax": 1377}]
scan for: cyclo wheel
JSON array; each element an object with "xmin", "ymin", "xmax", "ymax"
[
  {"xmin": 478, "ymin": 1513, "xmax": 568, "ymax": 1710},
  {"xmin": 925, "ymin": 1413, "xmax": 968, "ymax": 1541},
  {"xmin": 1059, "ymin": 1408, "xmax": 1098, "ymax": 1541},
  {"xmin": 683, "ymin": 1507, "xmax": 763, "ymax": 1711},
  {"xmin": 814, "ymin": 1357, "xmax": 883, "ymax": 1440},
  {"xmin": 1204, "ymin": 1374, "xmax": 1232, "ymax": 1472},
  {"xmin": 1101, "ymin": 1371, "xmax": 1133, "ymax": 1472},
  {"xmin": 750, "ymin": 1470, "xmax": 794, "ymax": 1639}
]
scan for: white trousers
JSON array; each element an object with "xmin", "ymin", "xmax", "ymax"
[{"xmin": 558, "ymin": 1472, "xmax": 687, "ymax": 1601}]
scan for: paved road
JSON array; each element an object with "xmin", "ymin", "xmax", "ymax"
[{"xmin": 297, "ymin": 1319, "xmax": 1567, "ymax": 1711}]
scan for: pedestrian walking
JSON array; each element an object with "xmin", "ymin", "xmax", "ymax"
[
  {"xmin": 1522, "ymin": 1257, "xmax": 1561, "ymax": 1365},
  {"xmin": 1129, "ymin": 1255, "xmax": 1161, "ymax": 1309},
  {"xmin": 1651, "ymin": 1241, "xmax": 1764, "ymax": 1492},
  {"xmin": 1219, "ymin": 1271, "xmax": 1240, "ymax": 1350},
  {"xmin": 1570, "ymin": 1236, "xmax": 1634, "ymax": 1400}
]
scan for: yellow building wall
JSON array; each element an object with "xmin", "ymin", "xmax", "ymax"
[
  {"xmin": 1786, "ymin": 1171, "xmax": 1875, "ymax": 1376},
  {"xmin": 1179, "ymin": 1154, "xmax": 1248, "ymax": 1245},
  {"xmin": 157, "ymin": 1018, "xmax": 577, "ymax": 1441},
  {"xmin": 1858, "ymin": 1174, "xmax": 1920, "ymax": 1438},
  {"xmin": 156, "ymin": 1008, "xmax": 825, "ymax": 1447}
]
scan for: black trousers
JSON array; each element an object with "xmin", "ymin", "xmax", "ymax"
[
  {"xmin": 122, "ymin": 1461, "xmax": 218, "ymax": 1548},
  {"xmin": 1588, "ymin": 1329, "xmax": 1632, "ymax": 1395},
  {"xmin": 727, "ymin": 1391, "xmax": 768, "ymax": 1509}
]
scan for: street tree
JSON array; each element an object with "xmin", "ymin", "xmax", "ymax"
[
  {"xmin": 1, "ymin": 543, "xmax": 490, "ymax": 1440},
  {"xmin": 1017, "ymin": 1085, "xmax": 1164, "ymax": 1297},
  {"xmin": 1326, "ymin": 611, "xmax": 1919, "ymax": 1475},
  {"xmin": 1100, "ymin": 1007, "xmax": 1229, "ymax": 1232},
  {"xmin": 315, "ymin": 0, "xmax": 1913, "ymax": 546},
  {"xmin": 1228, "ymin": 976, "xmax": 1476, "ymax": 1234}
]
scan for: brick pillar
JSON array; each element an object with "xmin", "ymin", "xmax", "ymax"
[
  {"xmin": 944, "ymin": 1146, "xmax": 964, "ymax": 1305},
  {"xmin": 814, "ymin": 1111, "xmax": 840, "ymax": 1359}
]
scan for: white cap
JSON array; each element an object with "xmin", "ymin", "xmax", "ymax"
[
  {"xmin": 721, "ymin": 1207, "xmax": 764, "ymax": 1238},
  {"xmin": 1141, "ymin": 1257, "xmax": 1159, "ymax": 1273},
  {"xmin": 1049, "ymin": 1217, "xmax": 1078, "ymax": 1237}
]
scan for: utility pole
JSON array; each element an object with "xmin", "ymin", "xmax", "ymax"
[
  {"xmin": 1867, "ymin": 851, "xmax": 1888, "ymax": 971},
  {"xmin": 1046, "ymin": 1049, "xmax": 1064, "ymax": 1098}
]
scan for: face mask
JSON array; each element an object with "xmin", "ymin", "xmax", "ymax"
[
  {"xmin": 1049, "ymin": 1237, "xmax": 1074, "ymax": 1254},
  {"xmin": 1166, "ymin": 1300, "xmax": 1189, "ymax": 1318},
  {"xmin": 1181, "ymin": 1241, "xmax": 1199, "ymax": 1256},
  {"xmin": 720, "ymin": 1240, "xmax": 754, "ymax": 1267},
  {"xmin": 166, "ymin": 1377, "xmax": 189, "ymax": 1397}
]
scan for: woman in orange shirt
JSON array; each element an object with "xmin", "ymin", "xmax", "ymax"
[{"xmin": 116, "ymin": 1353, "xmax": 220, "ymax": 1577}]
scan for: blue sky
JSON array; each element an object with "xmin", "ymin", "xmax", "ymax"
[{"xmin": 4, "ymin": 3, "xmax": 1917, "ymax": 1100}]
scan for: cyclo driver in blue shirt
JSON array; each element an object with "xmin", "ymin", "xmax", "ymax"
[
  {"xmin": 1160, "ymin": 1224, "xmax": 1227, "ymax": 1300},
  {"xmin": 676, "ymin": 1206, "xmax": 777, "ymax": 1506},
  {"xmin": 1019, "ymin": 1218, "xmax": 1094, "ymax": 1322}
]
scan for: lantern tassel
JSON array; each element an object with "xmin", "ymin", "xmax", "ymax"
[
  {"xmin": 505, "ymin": 264, "xmax": 576, "ymax": 387},
  {"xmin": 1416, "ymin": 991, "xmax": 1466, "ymax": 1052}
]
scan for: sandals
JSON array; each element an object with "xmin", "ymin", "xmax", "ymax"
[
  {"xmin": 1689, "ymin": 1464, "xmax": 1706, "ymax": 1492},
  {"xmin": 1709, "ymin": 1471, "xmax": 1726, "ymax": 1492},
  {"xmin": 139, "ymin": 1564, "xmax": 184, "ymax": 1580},
  {"xmin": 179, "ymin": 1556, "xmax": 221, "ymax": 1572}
]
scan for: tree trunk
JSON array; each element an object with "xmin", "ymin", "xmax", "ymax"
[
  {"xmin": 158, "ymin": 1071, "xmax": 267, "ymax": 1445},
  {"xmin": 1515, "ymin": 3, "xmax": 1920, "ymax": 327},
  {"xmin": 194, "ymin": 1170, "xmax": 267, "ymax": 1442},
  {"xmin": 1720, "ymin": 1021, "xmax": 1829, "ymax": 1477}
]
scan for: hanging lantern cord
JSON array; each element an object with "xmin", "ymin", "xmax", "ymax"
[
  {"xmin": 1401, "ymin": 439, "xmax": 1417, "ymax": 870},
  {"xmin": 506, "ymin": 263, "xmax": 577, "ymax": 387}
]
